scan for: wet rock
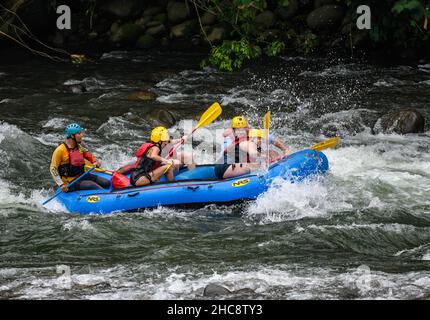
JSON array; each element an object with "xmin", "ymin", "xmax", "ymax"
[
  {"xmin": 170, "ymin": 20, "xmax": 198, "ymax": 39},
  {"xmin": 102, "ymin": 0, "xmax": 143, "ymax": 19},
  {"xmin": 203, "ymin": 284, "xmax": 232, "ymax": 297},
  {"xmin": 375, "ymin": 109, "xmax": 425, "ymax": 134},
  {"xmin": 307, "ymin": 5, "xmax": 344, "ymax": 31},
  {"xmin": 167, "ymin": 1, "xmax": 191, "ymax": 24},
  {"xmin": 135, "ymin": 16, "xmax": 152, "ymax": 28},
  {"xmin": 146, "ymin": 20, "xmax": 162, "ymax": 28},
  {"xmin": 128, "ymin": 91, "xmax": 158, "ymax": 101},
  {"xmin": 143, "ymin": 6, "xmax": 164, "ymax": 17},
  {"xmin": 255, "ymin": 10, "xmax": 276, "ymax": 29},
  {"xmin": 110, "ymin": 21, "xmax": 121, "ymax": 34},
  {"xmin": 67, "ymin": 85, "xmax": 87, "ymax": 94},
  {"xmin": 153, "ymin": 13, "xmax": 168, "ymax": 24},
  {"xmin": 203, "ymin": 284, "xmax": 256, "ymax": 297},
  {"xmin": 147, "ymin": 109, "xmax": 177, "ymax": 127},
  {"xmin": 314, "ymin": 0, "xmax": 334, "ymax": 8},
  {"xmin": 110, "ymin": 23, "xmax": 144, "ymax": 46},
  {"xmin": 206, "ymin": 26, "xmax": 226, "ymax": 43},
  {"xmin": 201, "ymin": 12, "xmax": 217, "ymax": 26},
  {"xmin": 276, "ymin": 0, "xmax": 299, "ymax": 20},
  {"xmin": 137, "ymin": 34, "xmax": 155, "ymax": 49},
  {"xmin": 146, "ymin": 24, "xmax": 167, "ymax": 37}
]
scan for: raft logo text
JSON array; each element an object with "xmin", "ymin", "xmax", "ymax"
[{"xmin": 55, "ymin": 5, "xmax": 371, "ymax": 31}]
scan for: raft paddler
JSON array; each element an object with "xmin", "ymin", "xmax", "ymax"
[
  {"xmin": 50, "ymin": 123, "xmax": 110, "ymax": 192},
  {"xmin": 214, "ymin": 118, "xmax": 261, "ymax": 179},
  {"xmin": 129, "ymin": 126, "xmax": 182, "ymax": 187},
  {"xmin": 248, "ymin": 128, "xmax": 292, "ymax": 163}
]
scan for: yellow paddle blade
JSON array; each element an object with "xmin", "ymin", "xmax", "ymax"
[
  {"xmin": 311, "ymin": 137, "xmax": 340, "ymax": 151},
  {"xmin": 195, "ymin": 102, "xmax": 222, "ymax": 130},
  {"xmin": 264, "ymin": 111, "xmax": 271, "ymax": 131}
]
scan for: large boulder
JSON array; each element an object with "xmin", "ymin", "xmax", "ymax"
[
  {"xmin": 170, "ymin": 20, "xmax": 198, "ymax": 38},
  {"xmin": 206, "ymin": 26, "xmax": 226, "ymax": 43},
  {"xmin": 314, "ymin": 0, "xmax": 335, "ymax": 8},
  {"xmin": 255, "ymin": 10, "xmax": 276, "ymax": 29},
  {"xmin": 307, "ymin": 5, "xmax": 344, "ymax": 31},
  {"xmin": 276, "ymin": 0, "xmax": 299, "ymax": 20},
  {"xmin": 203, "ymin": 284, "xmax": 256, "ymax": 297},
  {"xmin": 143, "ymin": 6, "xmax": 164, "ymax": 17},
  {"xmin": 136, "ymin": 34, "xmax": 155, "ymax": 49},
  {"xmin": 201, "ymin": 12, "xmax": 217, "ymax": 26},
  {"xmin": 145, "ymin": 24, "xmax": 167, "ymax": 37},
  {"xmin": 167, "ymin": 1, "xmax": 191, "ymax": 24},
  {"xmin": 110, "ymin": 23, "xmax": 144, "ymax": 46},
  {"xmin": 374, "ymin": 109, "xmax": 425, "ymax": 134},
  {"xmin": 102, "ymin": 0, "xmax": 143, "ymax": 19}
]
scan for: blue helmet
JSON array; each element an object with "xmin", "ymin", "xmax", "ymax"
[{"xmin": 65, "ymin": 123, "xmax": 82, "ymax": 137}]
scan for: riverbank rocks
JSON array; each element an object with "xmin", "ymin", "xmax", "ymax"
[
  {"xmin": 206, "ymin": 26, "xmax": 226, "ymax": 43},
  {"xmin": 256, "ymin": 11, "xmax": 276, "ymax": 29},
  {"xmin": 137, "ymin": 34, "xmax": 155, "ymax": 49},
  {"xmin": 110, "ymin": 23, "xmax": 144, "ymax": 46},
  {"xmin": 146, "ymin": 24, "xmax": 167, "ymax": 37},
  {"xmin": 127, "ymin": 91, "xmax": 158, "ymax": 101},
  {"xmin": 276, "ymin": 0, "xmax": 299, "ymax": 20},
  {"xmin": 102, "ymin": 0, "xmax": 143, "ymax": 19},
  {"xmin": 143, "ymin": 6, "xmax": 164, "ymax": 17},
  {"xmin": 170, "ymin": 20, "xmax": 197, "ymax": 38},
  {"xmin": 307, "ymin": 5, "xmax": 344, "ymax": 31},
  {"xmin": 203, "ymin": 284, "xmax": 256, "ymax": 297},
  {"xmin": 375, "ymin": 109, "xmax": 425, "ymax": 134},
  {"xmin": 314, "ymin": 0, "xmax": 335, "ymax": 8},
  {"xmin": 167, "ymin": 1, "xmax": 191, "ymax": 24},
  {"xmin": 201, "ymin": 12, "xmax": 217, "ymax": 26}
]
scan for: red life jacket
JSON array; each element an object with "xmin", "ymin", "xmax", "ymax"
[
  {"xmin": 58, "ymin": 143, "xmax": 86, "ymax": 178},
  {"xmin": 133, "ymin": 142, "xmax": 161, "ymax": 171}
]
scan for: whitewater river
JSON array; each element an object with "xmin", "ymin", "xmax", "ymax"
[{"xmin": 0, "ymin": 50, "xmax": 429, "ymax": 299}]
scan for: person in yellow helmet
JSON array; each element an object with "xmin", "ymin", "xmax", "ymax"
[
  {"xmin": 129, "ymin": 127, "xmax": 181, "ymax": 187},
  {"xmin": 248, "ymin": 128, "xmax": 292, "ymax": 163},
  {"xmin": 215, "ymin": 116, "xmax": 261, "ymax": 179}
]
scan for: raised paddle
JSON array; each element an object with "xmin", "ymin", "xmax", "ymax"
[
  {"xmin": 311, "ymin": 136, "xmax": 340, "ymax": 151},
  {"xmin": 263, "ymin": 111, "xmax": 271, "ymax": 168},
  {"xmin": 168, "ymin": 102, "xmax": 222, "ymax": 157},
  {"xmin": 42, "ymin": 167, "xmax": 95, "ymax": 206}
]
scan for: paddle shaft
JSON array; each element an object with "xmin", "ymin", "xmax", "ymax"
[{"xmin": 42, "ymin": 168, "xmax": 95, "ymax": 206}]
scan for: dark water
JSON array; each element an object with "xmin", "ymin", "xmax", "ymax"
[{"xmin": 0, "ymin": 50, "xmax": 429, "ymax": 299}]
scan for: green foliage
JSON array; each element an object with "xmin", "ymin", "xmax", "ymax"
[
  {"xmin": 345, "ymin": 0, "xmax": 429, "ymax": 47},
  {"xmin": 202, "ymin": 39, "xmax": 262, "ymax": 71},
  {"xmin": 265, "ymin": 40, "xmax": 285, "ymax": 56}
]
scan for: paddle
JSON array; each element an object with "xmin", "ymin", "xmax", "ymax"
[
  {"xmin": 168, "ymin": 102, "xmax": 222, "ymax": 158},
  {"xmin": 311, "ymin": 137, "xmax": 340, "ymax": 151},
  {"xmin": 263, "ymin": 111, "xmax": 271, "ymax": 168},
  {"xmin": 42, "ymin": 167, "xmax": 95, "ymax": 206}
]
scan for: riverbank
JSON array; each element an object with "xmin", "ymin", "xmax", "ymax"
[{"xmin": 1, "ymin": 0, "xmax": 429, "ymax": 68}]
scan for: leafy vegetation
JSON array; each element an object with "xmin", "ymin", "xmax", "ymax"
[{"xmin": 195, "ymin": 0, "xmax": 429, "ymax": 71}]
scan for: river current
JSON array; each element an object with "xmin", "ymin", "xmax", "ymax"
[{"xmin": 0, "ymin": 50, "xmax": 429, "ymax": 299}]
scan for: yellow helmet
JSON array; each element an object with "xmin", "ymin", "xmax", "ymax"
[
  {"xmin": 249, "ymin": 129, "xmax": 264, "ymax": 138},
  {"xmin": 150, "ymin": 126, "xmax": 170, "ymax": 143},
  {"xmin": 231, "ymin": 116, "xmax": 248, "ymax": 129}
]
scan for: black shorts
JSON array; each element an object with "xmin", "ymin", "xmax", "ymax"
[
  {"xmin": 214, "ymin": 163, "xmax": 230, "ymax": 179},
  {"xmin": 130, "ymin": 170, "xmax": 152, "ymax": 186}
]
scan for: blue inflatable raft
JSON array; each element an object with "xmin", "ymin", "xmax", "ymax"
[{"xmin": 55, "ymin": 149, "xmax": 329, "ymax": 214}]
